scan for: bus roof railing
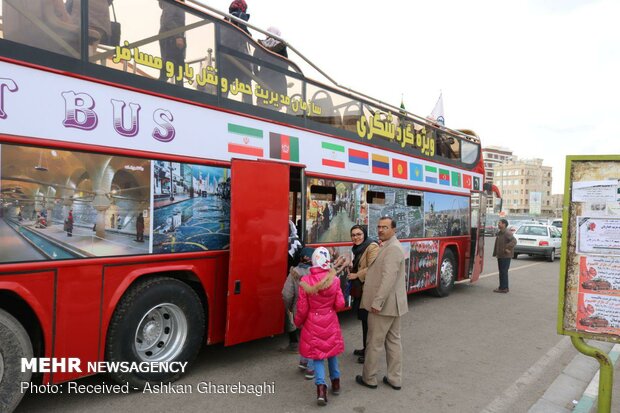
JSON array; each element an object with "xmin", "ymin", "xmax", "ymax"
[{"xmin": 184, "ymin": 0, "xmax": 479, "ymax": 144}]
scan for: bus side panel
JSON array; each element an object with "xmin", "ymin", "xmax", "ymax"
[
  {"xmin": 99, "ymin": 256, "xmax": 226, "ymax": 358},
  {"xmin": 455, "ymin": 238, "xmax": 471, "ymax": 281},
  {"xmin": 439, "ymin": 238, "xmax": 470, "ymax": 282},
  {"xmin": 0, "ymin": 271, "xmax": 55, "ymax": 383},
  {"xmin": 53, "ymin": 264, "xmax": 103, "ymax": 383},
  {"xmin": 209, "ymin": 253, "xmax": 229, "ymax": 344}
]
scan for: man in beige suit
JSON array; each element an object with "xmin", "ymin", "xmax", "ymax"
[{"xmin": 356, "ymin": 216, "xmax": 408, "ymax": 390}]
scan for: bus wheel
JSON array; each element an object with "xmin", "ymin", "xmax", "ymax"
[
  {"xmin": 432, "ymin": 249, "xmax": 456, "ymax": 297},
  {"xmin": 0, "ymin": 308, "xmax": 33, "ymax": 413},
  {"xmin": 105, "ymin": 277, "xmax": 205, "ymax": 388}
]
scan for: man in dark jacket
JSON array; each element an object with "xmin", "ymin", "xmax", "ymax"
[{"xmin": 492, "ymin": 218, "xmax": 517, "ymax": 293}]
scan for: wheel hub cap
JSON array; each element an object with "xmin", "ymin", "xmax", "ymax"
[{"xmin": 134, "ymin": 303, "xmax": 188, "ymax": 362}]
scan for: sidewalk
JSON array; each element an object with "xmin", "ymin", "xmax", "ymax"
[{"xmin": 528, "ymin": 341, "xmax": 620, "ymax": 413}]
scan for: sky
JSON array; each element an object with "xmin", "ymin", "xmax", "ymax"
[
  {"xmin": 103, "ymin": 0, "xmax": 620, "ymax": 195},
  {"xmin": 232, "ymin": 0, "xmax": 620, "ymax": 194}
]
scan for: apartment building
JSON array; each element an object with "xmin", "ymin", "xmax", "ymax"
[
  {"xmin": 494, "ymin": 158, "xmax": 553, "ymax": 216},
  {"xmin": 482, "ymin": 146, "xmax": 513, "ymax": 212}
]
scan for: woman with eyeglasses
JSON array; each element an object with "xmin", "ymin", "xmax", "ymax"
[{"xmin": 347, "ymin": 225, "xmax": 379, "ymax": 363}]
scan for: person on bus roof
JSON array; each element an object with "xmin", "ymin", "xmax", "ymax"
[
  {"xmin": 158, "ymin": 0, "xmax": 187, "ymax": 85},
  {"xmin": 67, "ymin": 0, "xmax": 112, "ymax": 47},
  {"xmin": 226, "ymin": 0, "xmax": 250, "ymax": 36},
  {"xmin": 220, "ymin": 0, "xmax": 252, "ymax": 104},
  {"xmin": 259, "ymin": 26, "xmax": 287, "ymax": 58},
  {"xmin": 254, "ymin": 26, "xmax": 289, "ymax": 109}
]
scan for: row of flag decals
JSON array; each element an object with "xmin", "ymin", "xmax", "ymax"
[
  {"xmin": 226, "ymin": 123, "xmax": 480, "ymax": 190},
  {"xmin": 228, "ymin": 123, "xmax": 300, "ymax": 162},
  {"xmin": 342, "ymin": 146, "xmax": 480, "ymax": 190}
]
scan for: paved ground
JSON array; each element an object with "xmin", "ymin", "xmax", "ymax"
[{"xmin": 17, "ymin": 243, "xmax": 578, "ymax": 413}]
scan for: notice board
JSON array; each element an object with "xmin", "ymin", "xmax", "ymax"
[{"xmin": 558, "ymin": 155, "xmax": 620, "ymax": 342}]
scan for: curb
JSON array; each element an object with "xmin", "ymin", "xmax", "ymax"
[
  {"xmin": 573, "ymin": 344, "xmax": 620, "ymax": 413},
  {"xmin": 527, "ymin": 341, "xmax": 615, "ymax": 413}
]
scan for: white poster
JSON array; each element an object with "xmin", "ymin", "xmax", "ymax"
[
  {"xmin": 577, "ymin": 217, "xmax": 620, "ymax": 255},
  {"xmin": 572, "ymin": 180, "xmax": 618, "ymax": 203}
]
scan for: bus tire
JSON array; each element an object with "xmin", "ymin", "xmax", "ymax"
[
  {"xmin": 0, "ymin": 308, "xmax": 33, "ymax": 413},
  {"xmin": 432, "ymin": 249, "xmax": 456, "ymax": 297},
  {"xmin": 105, "ymin": 277, "xmax": 205, "ymax": 388}
]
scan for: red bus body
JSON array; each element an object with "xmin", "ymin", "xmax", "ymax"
[{"xmin": 0, "ymin": 1, "xmax": 490, "ymax": 410}]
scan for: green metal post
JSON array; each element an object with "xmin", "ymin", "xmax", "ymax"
[{"xmin": 571, "ymin": 336, "xmax": 613, "ymax": 413}]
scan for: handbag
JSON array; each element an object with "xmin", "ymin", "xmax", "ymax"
[
  {"xmin": 349, "ymin": 278, "xmax": 363, "ymax": 298},
  {"xmin": 103, "ymin": 2, "xmax": 121, "ymax": 47}
]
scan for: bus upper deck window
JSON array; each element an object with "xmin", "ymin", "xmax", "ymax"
[{"xmin": 461, "ymin": 140, "xmax": 479, "ymax": 165}]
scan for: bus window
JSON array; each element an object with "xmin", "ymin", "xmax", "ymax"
[
  {"xmin": 366, "ymin": 190, "xmax": 385, "ymax": 204},
  {"xmin": 461, "ymin": 140, "xmax": 479, "ymax": 165},
  {"xmin": 436, "ymin": 133, "xmax": 460, "ymax": 160},
  {"xmin": 3, "ymin": 0, "xmax": 84, "ymax": 58},
  {"xmin": 407, "ymin": 194, "xmax": 422, "ymax": 207},
  {"xmin": 310, "ymin": 185, "xmax": 336, "ymax": 201}
]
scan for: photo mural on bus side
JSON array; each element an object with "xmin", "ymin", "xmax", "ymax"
[
  {"xmin": 409, "ymin": 240, "xmax": 440, "ymax": 292},
  {"xmin": 424, "ymin": 192, "xmax": 470, "ymax": 237},
  {"xmin": 305, "ymin": 178, "xmax": 368, "ymax": 243},
  {"xmin": 367, "ymin": 186, "xmax": 424, "ymax": 241},
  {"xmin": 152, "ymin": 162, "xmax": 230, "ymax": 253},
  {"xmin": 0, "ymin": 144, "xmax": 151, "ymax": 263}
]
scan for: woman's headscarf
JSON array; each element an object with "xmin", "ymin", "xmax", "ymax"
[
  {"xmin": 351, "ymin": 225, "xmax": 376, "ymax": 273},
  {"xmin": 261, "ymin": 26, "xmax": 281, "ymax": 49}
]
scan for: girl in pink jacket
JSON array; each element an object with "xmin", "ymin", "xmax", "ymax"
[{"xmin": 295, "ymin": 247, "xmax": 345, "ymax": 406}]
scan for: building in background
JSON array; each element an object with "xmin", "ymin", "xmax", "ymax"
[
  {"xmin": 494, "ymin": 158, "xmax": 553, "ymax": 216},
  {"xmin": 551, "ymin": 193, "xmax": 564, "ymax": 218},
  {"xmin": 482, "ymin": 146, "xmax": 513, "ymax": 212}
]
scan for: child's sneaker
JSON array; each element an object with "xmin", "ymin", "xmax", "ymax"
[
  {"xmin": 304, "ymin": 368, "xmax": 315, "ymax": 380},
  {"xmin": 298, "ymin": 360, "xmax": 308, "ymax": 370}
]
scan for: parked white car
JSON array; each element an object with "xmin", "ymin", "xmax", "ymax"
[
  {"xmin": 508, "ymin": 220, "xmax": 529, "ymax": 233},
  {"xmin": 513, "ymin": 224, "xmax": 562, "ymax": 262},
  {"xmin": 550, "ymin": 218, "xmax": 563, "ymax": 232}
]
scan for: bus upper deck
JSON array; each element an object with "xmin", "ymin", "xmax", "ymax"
[{"xmin": 0, "ymin": 0, "xmax": 480, "ymax": 172}]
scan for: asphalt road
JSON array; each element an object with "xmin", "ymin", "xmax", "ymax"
[{"xmin": 16, "ymin": 238, "xmax": 573, "ymax": 413}]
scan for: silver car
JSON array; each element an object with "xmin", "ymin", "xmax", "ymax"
[{"xmin": 513, "ymin": 224, "xmax": 562, "ymax": 262}]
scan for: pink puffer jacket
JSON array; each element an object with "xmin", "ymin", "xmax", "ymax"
[{"xmin": 294, "ymin": 267, "xmax": 345, "ymax": 360}]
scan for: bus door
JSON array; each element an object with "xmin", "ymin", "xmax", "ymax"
[
  {"xmin": 469, "ymin": 192, "xmax": 486, "ymax": 282},
  {"xmin": 225, "ymin": 159, "xmax": 290, "ymax": 345}
]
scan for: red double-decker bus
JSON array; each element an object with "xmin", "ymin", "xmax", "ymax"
[{"xmin": 0, "ymin": 1, "xmax": 493, "ymax": 410}]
